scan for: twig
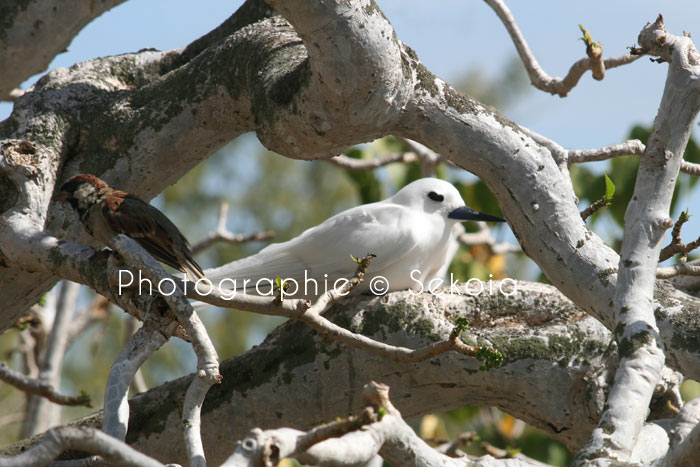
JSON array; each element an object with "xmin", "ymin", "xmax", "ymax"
[
  {"xmin": 484, "ymin": 0, "xmax": 639, "ymax": 97},
  {"xmin": 580, "ymin": 198, "xmax": 609, "ymax": 221},
  {"xmin": 102, "ymin": 313, "xmax": 175, "ymax": 440},
  {"xmin": 567, "ymin": 140, "xmax": 645, "ymax": 163},
  {"xmin": 657, "ymin": 260, "xmax": 700, "ymax": 279},
  {"xmin": 123, "ymin": 315, "xmax": 149, "ymax": 395},
  {"xmin": 15, "ymin": 320, "xmax": 40, "ymax": 381},
  {"xmin": 65, "ymin": 295, "xmax": 111, "ymax": 344},
  {"xmin": 568, "ymin": 140, "xmax": 700, "ymax": 176},
  {"xmin": 327, "ymin": 152, "xmax": 418, "ymax": 171},
  {"xmin": 526, "ymin": 132, "xmax": 700, "ymax": 177},
  {"xmin": 183, "ymin": 377, "xmax": 212, "ymax": 467},
  {"xmin": 0, "ymin": 362, "xmax": 91, "ymax": 407},
  {"xmin": 681, "ymin": 160, "xmax": 700, "ymax": 176},
  {"xmin": 457, "ymin": 222, "xmax": 521, "ymax": 254},
  {"xmin": 227, "ymin": 383, "xmax": 385, "ymax": 467},
  {"xmin": 295, "ymin": 407, "xmax": 379, "ymax": 455},
  {"xmin": 27, "ymin": 281, "xmax": 81, "ymax": 426},
  {"xmin": 397, "ymin": 137, "xmax": 444, "ymax": 177},
  {"xmin": 0, "ymin": 426, "xmax": 164, "ymax": 467},
  {"xmin": 659, "ymin": 211, "xmax": 700, "ymax": 261},
  {"xmin": 433, "ymin": 432, "xmax": 478, "ymax": 457},
  {"xmin": 580, "ymin": 25, "xmax": 605, "ymax": 80},
  {"xmin": 190, "ymin": 202, "xmax": 274, "ymax": 255},
  {"xmin": 480, "ymin": 441, "xmax": 550, "ymax": 466},
  {"xmin": 186, "ymin": 257, "xmax": 499, "ymax": 365}
]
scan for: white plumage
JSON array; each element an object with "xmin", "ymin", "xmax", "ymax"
[{"xmin": 205, "ymin": 178, "xmax": 504, "ymax": 298}]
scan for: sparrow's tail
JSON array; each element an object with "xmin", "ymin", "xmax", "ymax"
[{"xmin": 182, "ymin": 256, "xmax": 209, "ymax": 284}]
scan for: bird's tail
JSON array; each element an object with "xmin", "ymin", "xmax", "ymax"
[{"xmin": 182, "ymin": 256, "xmax": 210, "ymax": 284}]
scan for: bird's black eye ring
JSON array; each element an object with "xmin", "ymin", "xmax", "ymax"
[{"xmin": 428, "ymin": 191, "xmax": 444, "ymax": 202}]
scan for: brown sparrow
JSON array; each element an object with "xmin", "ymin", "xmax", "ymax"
[{"xmin": 55, "ymin": 174, "xmax": 206, "ymax": 282}]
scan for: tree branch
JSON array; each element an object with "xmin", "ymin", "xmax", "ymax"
[
  {"xmin": 188, "ymin": 274, "xmax": 496, "ymax": 366},
  {"xmin": 458, "ymin": 222, "xmax": 521, "ymax": 255},
  {"xmin": 567, "ymin": 140, "xmax": 645, "ymax": 163},
  {"xmin": 659, "ymin": 211, "xmax": 700, "ymax": 261},
  {"xmin": 327, "ymin": 152, "xmax": 418, "ymax": 171},
  {"xmin": 398, "ymin": 137, "xmax": 444, "ymax": 177},
  {"xmin": 23, "ymin": 280, "xmax": 81, "ymax": 436},
  {"xmin": 0, "ymin": 0, "xmax": 128, "ymax": 100},
  {"xmin": 102, "ymin": 313, "xmax": 175, "ymax": 441},
  {"xmin": 578, "ymin": 15, "xmax": 700, "ymax": 463},
  {"xmin": 657, "ymin": 259, "xmax": 700, "ymax": 279},
  {"xmin": 108, "ymin": 235, "xmax": 220, "ymax": 466},
  {"xmin": 483, "ymin": 0, "xmax": 639, "ymax": 97},
  {"xmin": 227, "ymin": 381, "xmax": 532, "ymax": 466},
  {"xmin": 580, "ymin": 197, "xmax": 609, "ymax": 221},
  {"xmin": 190, "ymin": 203, "xmax": 274, "ymax": 255},
  {"xmin": 15, "ymin": 282, "xmax": 617, "ymax": 463},
  {"xmin": 664, "ymin": 397, "xmax": 700, "ymax": 467},
  {"xmin": 0, "ymin": 426, "xmax": 163, "ymax": 467},
  {"xmin": 0, "ymin": 362, "xmax": 90, "ymax": 407}
]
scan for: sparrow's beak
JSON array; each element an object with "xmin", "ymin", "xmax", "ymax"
[
  {"xmin": 448, "ymin": 206, "xmax": 505, "ymax": 222},
  {"xmin": 53, "ymin": 191, "xmax": 70, "ymax": 202}
]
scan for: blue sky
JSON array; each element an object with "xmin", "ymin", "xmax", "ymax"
[{"xmin": 2, "ymin": 0, "xmax": 699, "ymax": 236}]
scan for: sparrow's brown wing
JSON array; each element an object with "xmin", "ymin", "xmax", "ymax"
[{"xmin": 102, "ymin": 195, "xmax": 204, "ymax": 278}]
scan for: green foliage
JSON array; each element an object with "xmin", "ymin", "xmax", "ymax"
[
  {"xmin": 274, "ymin": 276, "xmax": 287, "ymax": 293},
  {"xmin": 604, "ymin": 173, "xmax": 615, "ymax": 200},
  {"xmin": 454, "ymin": 316, "xmax": 470, "ymax": 332},
  {"xmin": 476, "ymin": 346, "xmax": 504, "ymax": 371},
  {"xmin": 579, "ymin": 24, "xmax": 600, "ymax": 50},
  {"xmin": 343, "ymin": 147, "xmax": 384, "ymax": 204}
]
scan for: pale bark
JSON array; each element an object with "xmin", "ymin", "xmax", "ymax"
[
  {"xmin": 0, "ymin": 426, "xmax": 163, "ymax": 467},
  {"xmin": 577, "ymin": 16, "xmax": 700, "ymax": 463},
  {"xmin": 3, "ymin": 282, "xmax": 666, "ymax": 465},
  {"xmin": 1, "ymin": 0, "xmax": 700, "ymax": 465},
  {"xmin": 483, "ymin": 0, "xmax": 638, "ymax": 97},
  {"xmin": 0, "ymin": 0, "xmax": 128, "ymax": 100},
  {"xmin": 23, "ymin": 281, "xmax": 81, "ymax": 437}
]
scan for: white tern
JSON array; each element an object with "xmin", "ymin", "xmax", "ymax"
[{"xmin": 204, "ymin": 178, "xmax": 505, "ymax": 298}]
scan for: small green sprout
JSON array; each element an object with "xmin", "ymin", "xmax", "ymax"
[{"xmin": 476, "ymin": 346, "xmax": 504, "ymax": 371}]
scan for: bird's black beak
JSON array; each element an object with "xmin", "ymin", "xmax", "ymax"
[{"xmin": 448, "ymin": 206, "xmax": 505, "ymax": 222}]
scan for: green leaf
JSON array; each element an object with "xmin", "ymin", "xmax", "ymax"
[
  {"xmin": 506, "ymin": 447, "xmax": 522, "ymax": 458},
  {"xmin": 343, "ymin": 147, "xmax": 384, "ymax": 204},
  {"xmin": 604, "ymin": 173, "xmax": 616, "ymax": 200},
  {"xmin": 454, "ymin": 316, "xmax": 470, "ymax": 332},
  {"xmin": 476, "ymin": 346, "xmax": 504, "ymax": 371},
  {"xmin": 349, "ymin": 253, "xmax": 359, "ymax": 264}
]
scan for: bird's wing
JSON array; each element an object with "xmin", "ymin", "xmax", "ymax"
[
  {"xmin": 102, "ymin": 196, "xmax": 201, "ymax": 275},
  {"xmin": 205, "ymin": 203, "xmax": 420, "ymax": 293}
]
